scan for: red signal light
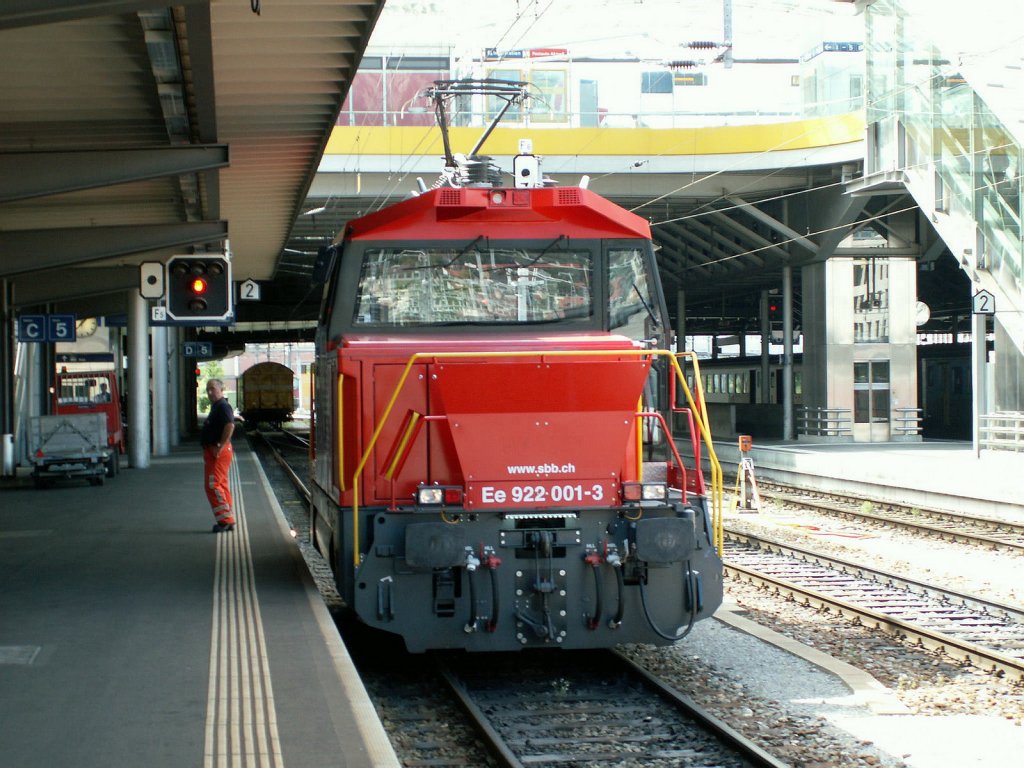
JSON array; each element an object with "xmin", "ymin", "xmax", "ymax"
[{"xmin": 166, "ymin": 255, "xmax": 231, "ymax": 320}]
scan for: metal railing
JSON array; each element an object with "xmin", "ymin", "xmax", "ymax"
[
  {"xmin": 893, "ymin": 407, "xmax": 923, "ymax": 437},
  {"xmin": 979, "ymin": 412, "xmax": 1024, "ymax": 452},
  {"xmin": 797, "ymin": 406, "xmax": 853, "ymax": 438},
  {"xmin": 349, "ymin": 348, "xmax": 725, "ymax": 564},
  {"xmin": 336, "ymin": 108, "xmax": 811, "ymax": 131}
]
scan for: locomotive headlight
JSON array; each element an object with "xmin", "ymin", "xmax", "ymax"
[
  {"xmin": 416, "ymin": 485, "xmax": 464, "ymax": 506},
  {"xmin": 621, "ymin": 482, "xmax": 668, "ymax": 502},
  {"xmin": 417, "ymin": 486, "xmax": 445, "ymax": 505}
]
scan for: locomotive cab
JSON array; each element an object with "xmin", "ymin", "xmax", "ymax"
[{"xmin": 310, "ymin": 181, "xmax": 724, "ymax": 652}]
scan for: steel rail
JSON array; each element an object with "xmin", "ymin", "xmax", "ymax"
[
  {"xmin": 249, "ymin": 431, "xmax": 310, "ymax": 505},
  {"xmin": 725, "ymin": 529, "xmax": 1024, "ymax": 621},
  {"xmin": 723, "ymin": 542, "xmax": 1024, "ymax": 682},
  {"xmin": 611, "ymin": 650, "xmax": 793, "ymax": 768},
  {"xmin": 436, "ymin": 651, "xmax": 793, "ymax": 768},
  {"xmin": 277, "ymin": 426, "xmax": 310, "ymax": 450},
  {"xmin": 760, "ymin": 485, "xmax": 1024, "ymax": 553},
  {"xmin": 436, "ymin": 662, "xmax": 525, "ymax": 768}
]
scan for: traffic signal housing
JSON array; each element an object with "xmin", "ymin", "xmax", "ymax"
[
  {"xmin": 166, "ymin": 255, "xmax": 233, "ymax": 321},
  {"xmin": 768, "ymin": 298, "xmax": 784, "ymax": 343}
]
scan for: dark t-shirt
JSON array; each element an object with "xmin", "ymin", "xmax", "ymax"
[{"xmin": 201, "ymin": 398, "xmax": 234, "ymax": 446}]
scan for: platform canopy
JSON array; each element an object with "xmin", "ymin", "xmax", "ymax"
[{"xmin": 0, "ymin": 0, "xmax": 385, "ymax": 320}]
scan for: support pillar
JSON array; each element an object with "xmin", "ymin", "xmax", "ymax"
[
  {"xmin": 128, "ymin": 291, "xmax": 150, "ymax": 469},
  {"xmin": 782, "ymin": 265, "xmax": 794, "ymax": 440},
  {"xmin": 1, "ymin": 280, "xmax": 13, "ymax": 436},
  {"xmin": 801, "ymin": 257, "xmax": 919, "ymax": 443},
  {"xmin": 759, "ymin": 290, "xmax": 770, "ymax": 404},
  {"xmin": 675, "ymin": 289, "xmax": 686, "ymax": 351},
  {"xmin": 152, "ymin": 324, "xmax": 169, "ymax": 456},
  {"xmin": 1, "ymin": 280, "xmax": 13, "ymax": 475},
  {"xmin": 167, "ymin": 326, "xmax": 180, "ymax": 447},
  {"xmin": 971, "ymin": 312, "xmax": 987, "ymax": 456}
]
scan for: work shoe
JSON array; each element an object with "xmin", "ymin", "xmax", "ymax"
[{"xmin": 211, "ymin": 523, "xmax": 236, "ymax": 533}]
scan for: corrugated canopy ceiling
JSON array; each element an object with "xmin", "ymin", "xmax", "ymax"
[{"xmin": 0, "ymin": 0, "xmax": 384, "ymax": 316}]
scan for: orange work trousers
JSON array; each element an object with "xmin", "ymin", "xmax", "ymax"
[{"xmin": 203, "ymin": 443, "xmax": 235, "ymax": 525}]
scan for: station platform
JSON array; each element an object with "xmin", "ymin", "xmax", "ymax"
[
  {"xmin": 0, "ymin": 441, "xmax": 399, "ymax": 768},
  {"xmin": 709, "ymin": 439, "xmax": 1024, "ymax": 521}
]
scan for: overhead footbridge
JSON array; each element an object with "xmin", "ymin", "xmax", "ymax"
[
  {"xmin": 850, "ymin": 0, "xmax": 1024, "ymax": 439},
  {"xmin": 309, "ymin": 113, "xmax": 877, "ymax": 330}
]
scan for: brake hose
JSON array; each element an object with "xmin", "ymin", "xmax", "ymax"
[
  {"xmin": 484, "ymin": 553, "xmax": 501, "ymax": 632},
  {"xmin": 583, "ymin": 552, "xmax": 603, "ymax": 630},
  {"xmin": 610, "ymin": 563, "xmax": 625, "ymax": 629},
  {"xmin": 464, "ymin": 566, "xmax": 478, "ymax": 633},
  {"xmin": 638, "ymin": 562, "xmax": 699, "ymax": 642}
]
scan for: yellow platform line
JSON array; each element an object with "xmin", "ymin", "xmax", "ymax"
[{"xmin": 204, "ymin": 458, "xmax": 284, "ymax": 768}]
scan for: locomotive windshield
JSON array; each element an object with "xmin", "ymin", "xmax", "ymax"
[
  {"xmin": 608, "ymin": 246, "xmax": 659, "ymax": 339},
  {"xmin": 346, "ymin": 240, "xmax": 661, "ymax": 335},
  {"xmin": 354, "ymin": 243, "xmax": 593, "ymax": 326}
]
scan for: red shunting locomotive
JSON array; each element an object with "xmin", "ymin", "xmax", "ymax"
[{"xmin": 309, "ymin": 81, "xmax": 723, "ymax": 652}]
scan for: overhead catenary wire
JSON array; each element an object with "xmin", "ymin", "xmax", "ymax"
[{"xmin": 299, "ymin": 1, "xmax": 1019, "ymax": 301}]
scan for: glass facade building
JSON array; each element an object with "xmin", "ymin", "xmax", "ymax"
[{"xmin": 865, "ymin": 0, "xmax": 1022, "ymax": 290}]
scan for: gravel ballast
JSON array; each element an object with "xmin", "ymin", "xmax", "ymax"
[{"xmin": 624, "ymin": 501, "xmax": 1024, "ymax": 768}]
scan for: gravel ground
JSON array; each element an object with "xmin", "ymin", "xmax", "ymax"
[
  {"xmin": 736, "ymin": 499, "xmax": 1024, "ymax": 606},
  {"xmin": 624, "ymin": 501, "xmax": 1024, "ymax": 768},
  {"xmin": 254, "ymin": 444, "xmax": 1024, "ymax": 768}
]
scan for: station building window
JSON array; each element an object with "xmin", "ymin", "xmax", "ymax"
[
  {"xmin": 530, "ymin": 70, "xmax": 567, "ymax": 122},
  {"xmin": 853, "ymin": 257, "xmax": 890, "ymax": 343},
  {"xmin": 853, "ymin": 360, "xmax": 890, "ymax": 423},
  {"xmin": 641, "ymin": 71, "xmax": 673, "ymax": 94},
  {"xmin": 485, "ymin": 68, "xmax": 524, "ymax": 121},
  {"xmin": 484, "ymin": 68, "xmax": 568, "ymax": 124},
  {"xmin": 339, "ymin": 55, "xmax": 451, "ymax": 127}
]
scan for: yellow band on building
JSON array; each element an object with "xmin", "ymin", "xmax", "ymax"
[{"xmin": 325, "ymin": 113, "xmax": 864, "ymax": 158}]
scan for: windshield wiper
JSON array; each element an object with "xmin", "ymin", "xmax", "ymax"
[
  {"xmin": 631, "ymin": 281, "xmax": 660, "ymax": 330},
  {"xmin": 520, "ymin": 234, "xmax": 568, "ymax": 269},
  {"xmin": 475, "ymin": 235, "xmax": 572, "ymax": 273},
  {"xmin": 399, "ymin": 235, "xmax": 487, "ymax": 272}
]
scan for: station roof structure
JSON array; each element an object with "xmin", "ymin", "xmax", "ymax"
[
  {"xmin": 0, "ymin": 0, "xmax": 385, "ymax": 321},
  {"xmin": 0, "ymin": 1, "xmax": 969, "ymax": 341}
]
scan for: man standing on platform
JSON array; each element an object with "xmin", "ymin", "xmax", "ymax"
[{"xmin": 202, "ymin": 378, "xmax": 236, "ymax": 533}]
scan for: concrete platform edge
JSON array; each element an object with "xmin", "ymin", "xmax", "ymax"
[
  {"xmin": 250, "ymin": 454, "xmax": 401, "ymax": 768},
  {"xmin": 714, "ymin": 604, "xmax": 911, "ymax": 715},
  {"xmin": 704, "ymin": 440, "xmax": 1024, "ymax": 519}
]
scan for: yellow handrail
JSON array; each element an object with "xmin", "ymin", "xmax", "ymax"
[
  {"xmin": 670, "ymin": 352, "xmax": 724, "ymax": 554},
  {"xmin": 348, "ymin": 347, "xmax": 724, "ymax": 566}
]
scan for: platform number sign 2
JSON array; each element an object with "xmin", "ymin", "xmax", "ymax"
[
  {"xmin": 239, "ymin": 279, "xmax": 261, "ymax": 302},
  {"xmin": 972, "ymin": 289, "xmax": 995, "ymax": 315}
]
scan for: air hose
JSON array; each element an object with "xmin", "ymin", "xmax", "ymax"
[
  {"xmin": 484, "ymin": 553, "xmax": 501, "ymax": 632},
  {"xmin": 639, "ymin": 562, "xmax": 700, "ymax": 642},
  {"xmin": 464, "ymin": 566, "xmax": 478, "ymax": 633},
  {"xmin": 610, "ymin": 560, "xmax": 625, "ymax": 629},
  {"xmin": 583, "ymin": 552, "xmax": 604, "ymax": 630},
  {"xmin": 463, "ymin": 551, "xmax": 481, "ymax": 633}
]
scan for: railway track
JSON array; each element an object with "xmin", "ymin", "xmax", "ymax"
[
  {"xmin": 758, "ymin": 482, "xmax": 1024, "ymax": 553},
  {"xmin": 253, "ymin": 436, "xmax": 793, "ymax": 767},
  {"xmin": 436, "ymin": 650, "xmax": 788, "ymax": 768},
  {"xmin": 248, "ymin": 427, "xmax": 310, "ymax": 502},
  {"xmin": 723, "ymin": 529, "xmax": 1024, "ymax": 681}
]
